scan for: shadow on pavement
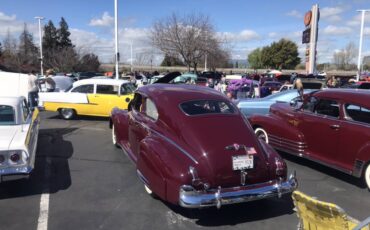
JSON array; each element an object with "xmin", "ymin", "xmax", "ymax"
[
  {"xmin": 280, "ymin": 151, "xmax": 366, "ymax": 189},
  {"xmin": 165, "ymin": 194, "xmax": 294, "ymax": 226},
  {"xmin": 47, "ymin": 113, "xmax": 110, "ymax": 122},
  {"xmin": 0, "ymin": 128, "xmax": 76, "ymax": 199}
]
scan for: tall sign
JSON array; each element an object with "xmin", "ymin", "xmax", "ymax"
[{"xmin": 302, "ymin": 4, "xmax": 319, "ymax": 74}]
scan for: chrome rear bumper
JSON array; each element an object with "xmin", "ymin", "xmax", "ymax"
[
  {"xmin": 0, "ymin": 166, "xmax": 33, "ymax": 182},
  {"xmin": 179, "ymin": 174, "xmax": 297, "ymax": 208}
]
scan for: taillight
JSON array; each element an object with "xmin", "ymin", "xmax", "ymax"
[{"xmin": 10, "ymin": 153, "xmax": 20, "ymax": 162}]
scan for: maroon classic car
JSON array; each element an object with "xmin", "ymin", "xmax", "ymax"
[
  {"xmin": 248, "ymin": 89, "xmax": 370, "ymax": 190},
  {"xmin": 110, "ymin": 83, "xmax": 297, "ymax": 208}
]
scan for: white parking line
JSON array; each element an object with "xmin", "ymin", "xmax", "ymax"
[
  {"xmin": 37, "ymin": 193, "xmax": 49, "ymax": 230},
  {"xmin": 37, "ymin": 157, "xmax": 51, "ymax": 230}
]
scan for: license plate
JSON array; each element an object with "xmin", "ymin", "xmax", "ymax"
[{"xmin": 232, "ymin": 155, "xmax": 254, "ymax": 170}]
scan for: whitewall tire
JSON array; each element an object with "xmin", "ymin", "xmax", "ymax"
[
  {"xmin": 144, "ymin": 184, "xmax": 153, "ymax": 195},
  {"xmin": 365, "ymin": 164, "xmax": 370, "ymax": 191},
  {"xmin": 59, "ymin": 108, "xmax": 75, "ymax": 120},
  {"xmin": 112, "ymin": 124, "xmax": 118, "ymax": 147},
  {"xmin": 255, "ymin": 127, "xmax": 269, "ymax": 144}
]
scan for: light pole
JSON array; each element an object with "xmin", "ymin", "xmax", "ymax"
[
  {"xmin": 130, "ymin": 42, "xmax": 133, "ymax": 72},
  {"xmin": 34, "ymin": 16, "xmax": 44, "ymax": 76},
  {"xmin": 356, "ymin": 9, "xmax": 370, "ymax": 81},
  {"xmin": 114, "ymin": 0, "xmax": 119, "ymax": 79}
]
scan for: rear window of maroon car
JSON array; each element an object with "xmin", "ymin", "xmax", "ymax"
[
  {"xmin": 180, "ymin": 100, "xmax": 235, "ymax": 115},
  {"xmin": 344, "ymin": 104, "xmax": 370, "ymax": 124},
  {"xmin": 314, "ymin": 99, "xmax": 339, "ymax": 118}
]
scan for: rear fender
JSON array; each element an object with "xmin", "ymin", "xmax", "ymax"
[
  {"xmin": 137, "ymin": 136, "xmax": 194, "ymax": 204},
  {"xmin": 111, "ymin": 108, "xmax": 129, "ymax": 143},
  {"xmin": 354, "ymin": 142, "xmax": 370, "ymax": 177}
]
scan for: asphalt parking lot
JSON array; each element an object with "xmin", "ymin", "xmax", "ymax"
[{"xmin": 0, "ymin": 111, "xmax": 369, "ymax": 230}]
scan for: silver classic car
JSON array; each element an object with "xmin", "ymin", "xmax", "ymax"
[{"xmin": 0, "ymin": 96, "xmax": 40, "ymax": 181}]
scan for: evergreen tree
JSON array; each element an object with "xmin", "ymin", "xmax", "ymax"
[
  {"xmin": 0, "ymin": 42, "xmax": 2, "ymax": 57},
  {"xmin": 248, "ymin": 48, "xmax": 263, "ymax": 69},
  {"xmin": 258, "ymin": 39, "xmax": 300, "ymax": 69},
  {"xmin": 57, "ymin": 17, "xmax": 72, "ymax": 48},
  {"xmin": 269, "ymin": 39, "xmax": 300, "ymax": 69},
  {"xmin": 43, "ymin": 20, "xmax": 58, "ymax": 50}
]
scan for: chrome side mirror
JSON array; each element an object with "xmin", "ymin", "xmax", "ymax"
[{"xmin": 290, "ymin": 100, "xmax": 297, "ymax": 107}]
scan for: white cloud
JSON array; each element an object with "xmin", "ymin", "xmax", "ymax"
[
  {"xmin": 320, "ymin": 7, "xmax": 344, "ymax": 23},
  {"xmin": 218, "ymin": 29, "xmax": 260, "ymax": 42},
  {"xmin": 0, "ymin": 11, "xmax": 39, "ymax": 42},
  {"xmin": 320, "ymin": 7, "xmax": 344, "ymax": 18},
  {"xmin": 0, "ymin": 12, "xmax": 16, "ymax": 21},
  {"xmin": 286, "ymin": 10, "xmax": 302, "ymax": 18},
  {"xmin": 322, "ymin": 25, "xmax": 352, "ymax": 35},
  {"xmin": 268, "ymin": 32, "xmax": 278, "ymax": 38},
  {"xmin": 89, "ymin": 12, "xmax": 114, "ymax": 27},
  {"xmin": 365, "ymin": 27, "xmax": 370, "ymax": 36},
  {"xmin": 70, "ymin": 27, "xmax": 153, "ymax": 63},
  {"xmin": 346, "ymin": 13, "xmax": 370, "ymax": 27}
]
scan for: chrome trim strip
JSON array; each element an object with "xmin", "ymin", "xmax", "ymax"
[
  {"xmin": 179, "ymin": 174, "xmax": 297, "ymax": 208},
  {"xmin": 269, "ymin": 135, "xmax": 306, "ymax": 153},
  {"xmin": 140, "ymin": 123, "xmax": 198, "ymax": 164},
  {"xmin": 137, "ymin": 169, "xmax": 149, "ymax": 186}
]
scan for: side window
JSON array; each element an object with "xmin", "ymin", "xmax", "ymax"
[
  {"xmin": 22, "ymin": 99, "xmax": 30, "ymax": 121},
  {"xmin": 96, "ymin": 84, "xmax": 119, "ymax": 95},
  {"xmin": 71, "ymin": 84, "xmax": 94, "ymax": 93},
  {"xmin": 302, "ymin": 96, "xmax": 317, "ymax": 112},
  {"xmin": 345, "ymin": 104, "xmax": 370, "ymax": 125},
  {"xmin": 145, "ymin": 99, "xmax": 158, "ymax": 120},
  {"xmin": 314, "ymin": 99, "xmax": 339, "ymax": 118}
]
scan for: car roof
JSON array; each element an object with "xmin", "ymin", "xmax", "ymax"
[
  {"xmin": 313, "ymin": 89, "xmax": 370, "ymax": 105},
  {"xmin": 73, "ymin": 78, "xmax": 130, "ymax": 87},
  {"xmin": 138, "ymin": 84, "xmax": 227, "ymax": 104},
  {"xmin": 0, "ymin": 96, "xmax": 24, "ymax": 106}
]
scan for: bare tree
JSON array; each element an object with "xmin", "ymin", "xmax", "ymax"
[
  {"xmin": 343, "ymin": 42, "xmax": 357, "ymax": 67},
  {"xmin": 332, "ymin": 42, "xmax": 358, "ymax": 70},
  {"xmin": 134, "ymin": 51, "xmax": 152, "ymax": 66},
  {"xmin": 152, "ymin": 13, "xmax": 222, "ymax": 71}
]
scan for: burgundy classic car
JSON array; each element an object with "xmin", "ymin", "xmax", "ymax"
[
  {"xmin": 110, "ymin": 83, "xmax": 297, "ymax": 208},
  {"xmin": 248, "ymin": 89, "xmax": 370, "ymax": 190}
]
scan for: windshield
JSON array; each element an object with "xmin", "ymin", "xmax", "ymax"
[
  {"xmin": 180, "ymin": 100, "xmax": 235, "ymax": 115},
  {"xmin": 0, "ymin": 105, "xmax": 15, "ymax": 125}
]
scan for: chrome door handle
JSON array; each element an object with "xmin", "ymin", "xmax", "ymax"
[{"xmin": 330, "ymin": 124, "xmax": 340, "ymax": 130}]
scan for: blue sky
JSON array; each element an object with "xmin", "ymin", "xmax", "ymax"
[{"xmin": 1, "ymin": 0, "xmax": 370, "ymax": 64}]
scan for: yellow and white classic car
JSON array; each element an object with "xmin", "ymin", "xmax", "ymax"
[
  {"xmin": 38, "ymin": 78, "xmax": 135, "ymax": 119},
  {"xmin": 0, "ymin": 96, "xmax": 40, "ymax": 181}
]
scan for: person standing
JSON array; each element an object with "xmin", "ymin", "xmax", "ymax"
[
  {"xmin": 294, "ymin": 78, "xmax": 304, "ymax": 101},
  {"xmin": 45, "ymin": 69, "xmax": 56, "ymax": 92},
  {"xmin": 28, "ymin": 70, "xmax": 39, "ymax": 107}
]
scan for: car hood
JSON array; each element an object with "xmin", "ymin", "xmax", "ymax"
[
  {"xmin": 177, "ymin": 115, "xmax": 270, "ymax": 187},
  {"xmin": 0, "ymin": 126, "xmax": 18, "ymax": 150}
]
